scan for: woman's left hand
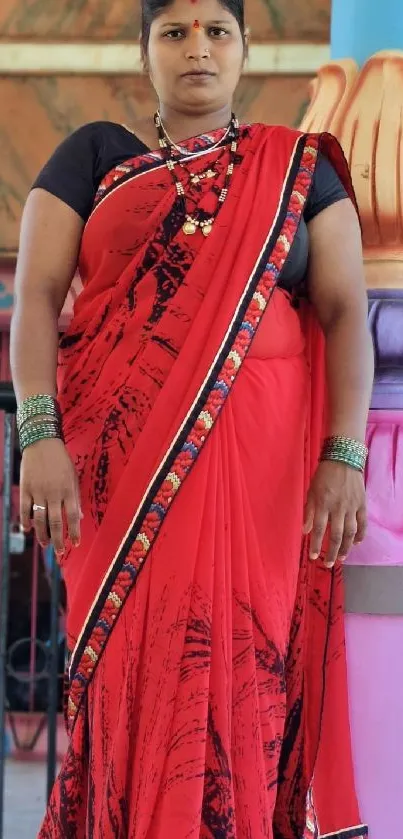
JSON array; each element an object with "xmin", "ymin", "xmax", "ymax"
[{"xmin": 303, "ymin": 460, "xmax": 367, "ymax": 568}]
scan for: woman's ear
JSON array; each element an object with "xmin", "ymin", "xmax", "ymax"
[
  {"xmin": 243, "ymin": 26, "xmax": 250, "ymax": 64},
  {"xmin": 139, "ymin": 33, "xmax": 148, "ymax": 73}
]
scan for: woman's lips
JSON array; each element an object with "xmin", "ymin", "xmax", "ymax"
[{"xmin": 181, "ymin": 71, "xmax": 216, "ymax": 81}]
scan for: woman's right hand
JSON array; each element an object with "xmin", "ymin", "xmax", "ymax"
[{"xmin": 20, "ymin": 438, "xmax": 82, "ymax": 557}]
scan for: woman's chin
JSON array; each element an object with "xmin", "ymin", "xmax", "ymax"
[{"xmin": 175, "ymin": 91, "xmax": 225, "ymax": 114}]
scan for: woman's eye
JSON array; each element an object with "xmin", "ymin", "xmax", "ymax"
[
  {"xmin": 209, "ymin": 27, "xmax": 229, "ymax": 38},
  {"xmin": 163, "ymin": 26, "xmax": 229, "ymax": 40},
  {"xmin": 164, "ymin": 29, "xmax": 184, "ymax": 40}
]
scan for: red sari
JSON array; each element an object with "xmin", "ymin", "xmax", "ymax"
[{"xmin": 39, "ymin": 123, "xmax": 367, "ymax": 839}]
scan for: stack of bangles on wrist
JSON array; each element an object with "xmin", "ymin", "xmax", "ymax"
[
  {"xmin": 16, "ymin": 394, "xmax": 63, "ymax": 453},
  {"xmin": 320, "ymin": 435, "xmax": 368, "ymax": 473}
]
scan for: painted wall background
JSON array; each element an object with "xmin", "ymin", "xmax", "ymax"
[
  {"xmin": 0, "ymin": 0, "xmax": 330, "ymax": 255},
  {"xmin": 0, "ymin": 0, "xmax": 329, "ymax": 41}
]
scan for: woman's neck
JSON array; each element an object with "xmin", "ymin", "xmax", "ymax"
[{"xmin": 157, "ymin": 104, "xmax": 233, "ymax": 143}]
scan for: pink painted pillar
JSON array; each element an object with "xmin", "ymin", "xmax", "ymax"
[{"xmin": 345, "ymin": 410, "xmax": 403, "ymax": 837}]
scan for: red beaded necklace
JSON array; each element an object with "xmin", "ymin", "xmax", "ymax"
[{"xmin": 154, "ymin": 111, "xmax": 240, "ymax": 237}]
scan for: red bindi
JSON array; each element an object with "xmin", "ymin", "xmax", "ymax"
[{"xmin": 193, "ymin": 19, "xmax": 201, "ymax": 29}]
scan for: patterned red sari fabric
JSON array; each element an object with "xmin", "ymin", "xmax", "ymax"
[{"xmin": 38, "ymin": 125, "xmax": 367, "ymax": 839}]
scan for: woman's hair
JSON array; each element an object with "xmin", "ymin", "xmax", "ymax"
[{"xmin": 141, "ymin": 0, "xmax": 245, "ymax": 51}]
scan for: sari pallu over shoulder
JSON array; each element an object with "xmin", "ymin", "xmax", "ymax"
[
  {"xmin": 60, "ymin": 123, "xmax": 314, "ymax": 698},
  {"xmin": 54, "ymin": 124, "xmax": 367, "ymax": 838}
]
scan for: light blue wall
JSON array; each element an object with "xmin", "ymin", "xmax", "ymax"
[{"xmin": 331, "ymin": 0, "xmax": 403, "ymax": 65}]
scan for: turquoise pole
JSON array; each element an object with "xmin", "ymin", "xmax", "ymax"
[{"xmin": 330, "ymin": 0, "xmax": 403, "ymax": 65}]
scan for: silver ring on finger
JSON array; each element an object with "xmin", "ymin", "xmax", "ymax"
[{"xmin": 32, "ymin": 504, "xmax": 47, "ymax": 512}]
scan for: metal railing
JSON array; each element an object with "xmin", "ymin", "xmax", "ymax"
[{"xmin": 0, "ymin": 383, "xmax": 62, "ymax": 838}]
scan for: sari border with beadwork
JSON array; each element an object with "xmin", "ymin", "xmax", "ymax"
[{"xmin": 319, "ymin": 826, "xmax": 368, "ymax": 839}]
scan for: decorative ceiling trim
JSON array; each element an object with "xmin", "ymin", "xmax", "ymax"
[{"xmin": 0, "ymin": 42, "xmax": 330, "ymax": 76}]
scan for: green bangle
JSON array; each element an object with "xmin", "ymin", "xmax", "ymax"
[
  {"xmin": 21, "ymin": 415, "xmax": 59, "ymax": 431},
  {"xmin": 19, "ymin": 420, "xmax": 63, "ymax": 453},
  {"xmin": 20, "ymin": 421, "xmax": 60, "ymax": 438},
  {"xmin": 17, "ymin": 394, "xmax": 60, "ymax": 432},
  {"xmin": 320, "ymin": 436, "xmax": 368, "ymax": 473},
  {"xmin": 20, "ymin": 430, "xmax": 61, "ymax": 454}
]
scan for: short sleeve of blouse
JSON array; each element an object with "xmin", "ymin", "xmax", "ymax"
[
  {"xmin": 304, "ymin": 153, "xmax": 349, "ymax": 223},
  {"xmin": 31, "ymin": 122, "xmax": 104, "ymax": 222}
]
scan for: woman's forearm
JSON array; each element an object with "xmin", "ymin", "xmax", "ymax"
[
  {"xmin": 10, "ymin": 292, "xmax": 60, "ymax": 403},
  {"xmin": 323, "ymin": 310, "xmax": 374, "ymax": 442}
]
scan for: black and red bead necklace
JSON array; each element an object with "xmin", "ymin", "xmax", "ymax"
[{"xmin": 154, "ymin": 111, "xmax": 240, "ymax": 237}]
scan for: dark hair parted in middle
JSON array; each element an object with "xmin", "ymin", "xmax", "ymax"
[{"xmin": 141, "ymin": 0, "xmax": 246, "ymax": 50}]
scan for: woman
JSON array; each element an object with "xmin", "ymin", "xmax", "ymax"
[{"xmin": 11, "ymin": 0, "xmax": 373, "ymax": 836}]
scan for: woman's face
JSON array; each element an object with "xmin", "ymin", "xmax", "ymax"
[{"xmin": 145, "ymin": 0, "xmax": 245, "ymax": 115}]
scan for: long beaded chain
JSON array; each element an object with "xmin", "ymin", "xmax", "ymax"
[{"xmin": 154, "ymin": 111, "xmax": 240, "ymax": 237}]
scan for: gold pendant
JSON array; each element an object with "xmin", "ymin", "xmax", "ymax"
[
  {"xmin": 183, "ymin": 220, "xmax": 197, "ymax": 235},
  {"xmin": 202, "ymin": 224, "xmax": 213, "ymax": 237}
]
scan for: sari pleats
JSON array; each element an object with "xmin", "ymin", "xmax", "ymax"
[{"xmin": 77, "ymin": 318, "xmax": 308, "ymax": 838}]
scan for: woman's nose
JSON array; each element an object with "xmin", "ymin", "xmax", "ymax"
[{"xmin": 185, "ymin": 30, "xmax": 210, "ymax": 61}]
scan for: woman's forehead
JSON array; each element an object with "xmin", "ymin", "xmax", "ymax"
[{"xmin": 155, "ymin": 0, "xmax": 234, "ymax": 23}]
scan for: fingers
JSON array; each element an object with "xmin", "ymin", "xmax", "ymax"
[
  {"xmin": 321, "ymin": 509, "xmax": 344, "ymax": 568},
  {"xmin": 74, "ymin": 473, "xmax": 84, "ymax": 523},
  {"xmin": 326, "ymin": 508, "xmax": 367, "ymax": 568},
  {"xmin": 32, "ymin": 502, "xmax": 51, "ymax": 548},
  {"xmin": 30, "ymin": 495, "xmax": 82, "ymax": 556},
  {"xmin": 309, "ymin": 507, "xmax": 329, "ymax": 560},
  {"xmin": 303, "ymin": 497, "xmax": 315, "ymax": 536},
  {"xmin": 309, "ymin": 506, "xmax": 364, "ymax": 569},
  {"xmin": 354, "ymin": 506, "xmax": 367, "ymax": 545},
  {"xmin": 20, "ymin": 489, "xmax": 33, "ymax": 534},
  {"xmin": 48, "ymin": 493, "xmax": 83, "ymax": 556},
  {"xmin": 47, "ymin": 502, "xmax": 66, "ymax": 556},
  {"xmin": 64, "ymin": 491, "xmax": 81, "ymax": 548},
  {"xmin": 19, "ymin": 445, "xmax": 82, "ymax": 554},
  {"xmin": 306, "ymin": 464, "xmax": 368, "ymax": 569},
  {"xmin": 336, "ymin": 513, "xmax": 357, "ymax": 563}
]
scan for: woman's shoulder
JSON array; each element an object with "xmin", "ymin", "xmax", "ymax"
[
  {"xmin": 255, "ymin": 122, "xmax": 306, "ymax": 154},
  {"xmin": 305, "ymin": 152, "xmax": 349, "ymax": 223},
  {"xmin": 257, "ymin": 122, "xmax": 301, "ymax": 140},
  {"xmin": 61, "ymin": 120, "xmax": 139, "ymax": 151},
  {"xmin": 257, "ymin": 124, "xmax": 343, "ymax": 161},
  {"xmin": 31, "ymin": 121, "xmax": 144, "ymax": 222}
]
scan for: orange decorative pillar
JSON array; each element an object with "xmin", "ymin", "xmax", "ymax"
[{"xmin": 301, "ymin": 51, "xmax": 403, "ymax": 289}]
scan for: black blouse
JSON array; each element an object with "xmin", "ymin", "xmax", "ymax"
[{"xmin": 32, "ymin": 121, "xmax": 348, "ymax": 290}]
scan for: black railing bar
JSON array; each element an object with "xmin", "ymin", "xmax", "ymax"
[
  {"xmin": 46, "ymin": 553, "xmax": 60, "ymax": 800},
  {"xmin": 0, "ymin": 410, "xmax": 15, "ymax": 839}
]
